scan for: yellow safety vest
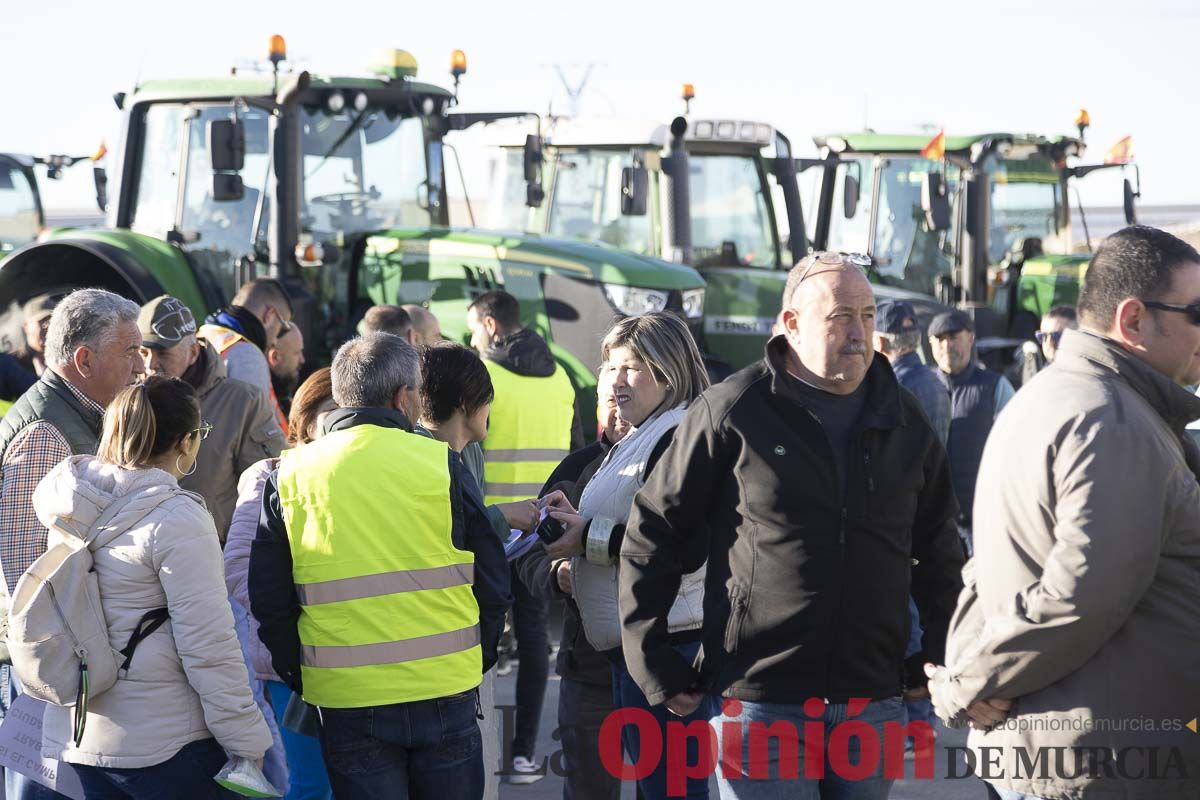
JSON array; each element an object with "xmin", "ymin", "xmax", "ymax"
[
  {"xmin": 277, "ymin": 424, "xmax": 481, "ymax": 708},
  {"xmin": 480, "ymin": 360, "xmax": 575, "ymax": 505}
]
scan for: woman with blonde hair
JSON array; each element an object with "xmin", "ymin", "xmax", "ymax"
[
  {"xmin": 225, "ymin": 368, "xmax": 337, "ymax": 800},
  {"xmin": 545, "ymin": 311, "xmax": 714, "ymax": 800},
  {"xmin": 32, "ymin": 376, "xmax": 271, "ymax": 797}
]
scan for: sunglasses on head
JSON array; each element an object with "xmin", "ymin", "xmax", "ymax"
[
  {"xmin": 1142, "ymin": 300, "xmax": 1200, "ymax": 326},
  {"xmin": 1034, "ymin": 330, "xmax": 1063, "ymax": 345},
  {"xmin": 794, "ymin": 251, "xmax": 871, "ymax": 286}
]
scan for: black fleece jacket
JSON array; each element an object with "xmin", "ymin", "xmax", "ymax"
[
  {"xmin": 250, "ymin": 407, "xmax": 511, "ymax": 694},
  {"xmin": 619, "ymin": 337, "xmax": 965, "ymax": 706}
]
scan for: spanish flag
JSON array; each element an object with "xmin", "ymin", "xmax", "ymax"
[
  {"xmin": 921, "ymin": 130, "xmax": 945, "ymax": 161},
  {"xmin": 1104, "ymin": 135, "xmax": 1134, "ymax": 165},
  {"xmin": 90, "ymin": 140, "xmax": 107, "ymax": 162}
]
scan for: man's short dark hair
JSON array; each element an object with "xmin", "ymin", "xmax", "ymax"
[
  {"xmin": 232, "ymin": 277, "xmax": 293, "ymax": 316},
  {"xmin": 361, "ymin": 305, "xmax": 412, "ymax": 338},
  {"xmin": 420, "ymin": 342, "xmax": 495, "ymax": 425},
  {"xmin": 468, "ymin": 290, "xmax": 521, "ymax": 332},
  {"xmin": 1077, "ymin": 226, "xmax": 1200, "ymax": 329},
  {"xmin": 1044, "ymin": 305, "xmax": 1077, "ymax": 323}
]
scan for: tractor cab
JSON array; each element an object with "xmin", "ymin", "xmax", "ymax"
[
  {"xmin": 487, "ymin": 90, "xmax": 807, "ymax": 369},
  {"xmin": 808, "ymin": 116, "xmax": 1138, "ymax": 355}
]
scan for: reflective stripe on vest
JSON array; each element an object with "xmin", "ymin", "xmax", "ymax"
[
  {"xmin": 278, "ymin": 425, "xmax": 480, "ymax": 708},
  {"xmin": 480, "ymin": 360, "xmax": 575, "ymax": 506}
]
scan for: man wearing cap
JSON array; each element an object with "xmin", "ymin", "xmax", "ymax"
[
  {"xmin": 873, "ymin": 300, "xmax": 950, "ymax": 444},
  {"xmin": 140, "ymin": 295, "xmax": 286, "ymax": 540},
  {"xmin": 13, "ymin": 294, "xmax": 59, "ymax": 379},
  {"xmin": 928, "ymin": 309, "xmax": 1015, "ymax": 552}
]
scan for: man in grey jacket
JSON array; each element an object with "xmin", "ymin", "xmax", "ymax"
[
  {"xmin": 139, "ymin": 295, "xmax": 286, "ymax": 539},
  {"xmin": 927, "ymin": 226, "xmax": 1200, "ymax": 799}
]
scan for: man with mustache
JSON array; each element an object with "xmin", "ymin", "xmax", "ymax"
[{"xmin": 620, "ymin": 252, "xmax": 965, "ymax": 799}]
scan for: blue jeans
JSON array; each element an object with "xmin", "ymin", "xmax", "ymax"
[
  {"xmin": 317, "ymin": 689, "xmax": 483, "ymax": 800},
  {"xmin": 612, "ymin": 641, "xmax": 718, "ymax": 800},
  {"xmin": 711, "ymin": 696, "xmax": 905, "ymax": 800},
  {"xmin": 0, "ymin": 665, "xmax": 71, "ymax": 800},
  {"xmin": 902, "ymin": 600, "xmax": 932, "ymax": 731},
  {"xmin": 266, "ymin": 680, "xmax": 332, "ymax": 799},
  {"xmin": 67, "ymin": 738, "xmax": 237, "ymax": 799}
]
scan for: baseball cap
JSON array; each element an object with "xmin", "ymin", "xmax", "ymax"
[
  {"xmin": 875, "ymin": 300, "xmax": 918, "ymax": 335},
  {"xmin": 138, "ymin": 295, "xmax": 197, "ymax": 349},
  {"xmin": 928, "ymin": 309, "xmax": 974, "ymax": 338},
  {"xmin": 22, "ymin": 294, "xmax": 61, "ymax": 323}
]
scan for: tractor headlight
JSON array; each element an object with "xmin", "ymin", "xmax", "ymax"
[
  {"xmin": 603, "ymin": 284, "xmax": 668, "ymax": 317},
  {"xmin": 681, "ymin": 288, "xmax": 705, "ymax": 319}
]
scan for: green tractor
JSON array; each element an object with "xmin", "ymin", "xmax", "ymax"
[
  {"xmin": 805, "ymin": 115, "xmax": 1140, "ymax": 361},
  {"xmin": 0, "ymin": 39, "xmax": 706, "ymax": 420},
  {"xmin": 486, "ymin": 102, "xmax": 805, "ymax": 370},
  {"xmin": 0, "ymin": 151, "xmax": 105, "ymax": 263}
]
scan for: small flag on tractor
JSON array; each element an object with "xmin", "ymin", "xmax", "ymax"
[
  {"xmin": 921, "ymin": 130, "xmax": 945, "ymax": 161},
  {"xmin": 1104, "ymin": 135, "xmax": 1134, "ymax": 165}
]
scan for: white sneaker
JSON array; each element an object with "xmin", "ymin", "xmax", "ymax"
[{"xmin": 505, "ymin": 755, "xmax": 545, "ymax": 785}]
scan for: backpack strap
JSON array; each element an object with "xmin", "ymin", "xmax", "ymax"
[{"xmin": 118, "ymin": 608, "xmax": 171, "ymax": 674}]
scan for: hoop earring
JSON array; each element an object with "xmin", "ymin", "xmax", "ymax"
[{"xmin": 177, "ymin": 454, "xmax": 197, "ymax": 477}]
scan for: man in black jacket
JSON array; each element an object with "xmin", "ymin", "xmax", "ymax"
[{"xmin": 619, "ymin": 252, "xmax": 965, "ymax": 798}]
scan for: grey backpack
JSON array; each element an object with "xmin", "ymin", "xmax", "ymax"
[{"xmin": 7, "ymin": 487, "xmax": 181, "ymax": 744}]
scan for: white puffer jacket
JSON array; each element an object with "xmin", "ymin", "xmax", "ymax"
[
  {"xmin": 31, "ymin": 455, "xmax": 271, "ymax": 768},
  {"xmin": 572, "ymin": 405, "xmax": 705, "ymax": 652}
]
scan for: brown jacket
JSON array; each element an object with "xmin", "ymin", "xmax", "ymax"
[
  {"xmin": 931, "ymin": 330, "xmax": 1200, "ymax": 798},
  {"xmin": 181, "ymin": 343, "xmax": 285, "ymax": 539}
]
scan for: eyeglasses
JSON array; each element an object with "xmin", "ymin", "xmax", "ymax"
[
  {"xmin": 793, "ymin": 251, "xmax": 871, "ymax": 286},
  {"xmin": 192, "ymin": 420, "xmax": 213, "ymax": 441},
  {"xmin": 1142, "ymin": 300, "xmax": 1200, "ymax": 326},
  {"xmin": 1034, "ymin": 331, "xmax": 1063, "ymax": 345}
]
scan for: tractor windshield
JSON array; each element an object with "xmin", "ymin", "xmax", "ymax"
[
  {"xmin": 0, "ymin": 159, "xmax": 39, "ymax": 254},
  {"xmin": 689, "ymin": 154, "xmax": 777, "ymax": 268},
  {"xmin": 989, "ymin": 158, "xmax": 1063, "ymax": 261},
  {"xmin": 546, "ymin": 149, "xmax": 656, "ymax": 255},
  {"xmin": 300, "ymin": 107, "xmax": 431, "ymax": 239},
  {"xmin": 871, "ymin": 157, "xmax": 957, "ymax": 296}
]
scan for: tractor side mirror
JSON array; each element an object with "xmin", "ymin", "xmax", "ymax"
[
  {"xmin": 842, "ymin": 172, "xmax": 860, "ymax": 219},
  {"xmin": 212, "ymin": 173, "xmax": 245, "ymax": 203},
  {"xmin": 1123, "ymin": 178, "xmax": 1138, "ymax": 225},
  {"xmin": 621, "ymin": 166, "xmax": 648, "ymax": 216},
  {"xmin": 921, "ymin": 172, "xmax": 951, "ymax": 231},
  {"xmin": 523, "ymin": 134, "xmax": 544, "ymax": 208},
  {"xmin": 93, "ymin": 166, "xmax": 108, "ymax": 212},
  {"xmin": 209, "ymin": 119, "xmax": 246, "ymax": 173}
]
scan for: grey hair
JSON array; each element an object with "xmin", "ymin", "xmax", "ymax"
[
  {"xmin": 600, "ymin": 312, "xmax": 710, "ymax": 410},
  {"xmin": 877, "ymin": 328, "xmax": 922, "ymax": 354},
  {"xmin": 45, "ymin": 289, "xmax": 140, "ymax": 369},
  {"xmin": 331, "ymin": 333, "xmax": 421, "ymax": 408}
]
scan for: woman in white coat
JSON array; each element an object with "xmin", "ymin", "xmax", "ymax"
[
  {"xmin": 33, "ymin": 376, "xmax": 271, "ymax": 798},
  {"xmin": 545, "ymin": 312, "xmax": 715, "ymax": 800}
]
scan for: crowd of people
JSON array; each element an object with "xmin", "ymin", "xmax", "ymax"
[{"xmin": 0, "ymin": 225, "xmax": 1196, "ymax": 800}]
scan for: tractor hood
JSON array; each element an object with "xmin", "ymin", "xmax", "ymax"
[{"xmin": 363, "ymin": 226, "xmax": 706, "ymax": 290}]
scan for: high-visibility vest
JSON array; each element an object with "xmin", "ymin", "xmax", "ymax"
[
  {"xmin": 480, "ymin": 360, "xmax": 575, "ymax": 505},
  {"xmin": 277, "ymin": 424, "xmax": 481, "ymax": 708}
]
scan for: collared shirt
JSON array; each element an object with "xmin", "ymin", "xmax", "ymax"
[{"xmin": 0, "ymin": 374, "xmax": 104, "ymax": 593}]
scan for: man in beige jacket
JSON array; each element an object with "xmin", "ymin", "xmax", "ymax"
[
  {"xmin": 927, "ymin": 226, "xmax": 1200, "ymax": 799},
  {"xmin": 138, "ymin": 295, "xmax": 286, "ymax": 539}
]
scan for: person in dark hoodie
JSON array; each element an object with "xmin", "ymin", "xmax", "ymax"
[
  {"xmin": 467, "ymin": 289, "xmax": 580, "ymax": 783},
  {"xmin": 199, "ymin": 278, "xmax": 293, "ymax": 400}
]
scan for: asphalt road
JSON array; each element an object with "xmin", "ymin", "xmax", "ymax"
[{"xmin": 491, "ymin": 612, "xmax": 993, "ymax": 800}]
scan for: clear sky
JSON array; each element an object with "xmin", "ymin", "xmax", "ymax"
[{"xmin": 4, "ymin": 0, "xmax": 1194, "ymax": 212}]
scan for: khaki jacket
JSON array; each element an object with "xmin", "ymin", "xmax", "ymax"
[
  {"xmin": 931, "ymin": 330, "xmax": 1200, "ymax": 798},
  {"xmin": 181, "ymin": 344, "xmax": 285, "ymax": 540},
  {"xmin": 33, "ymin": 456, "xmax": 271, "ymax": 767}
]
